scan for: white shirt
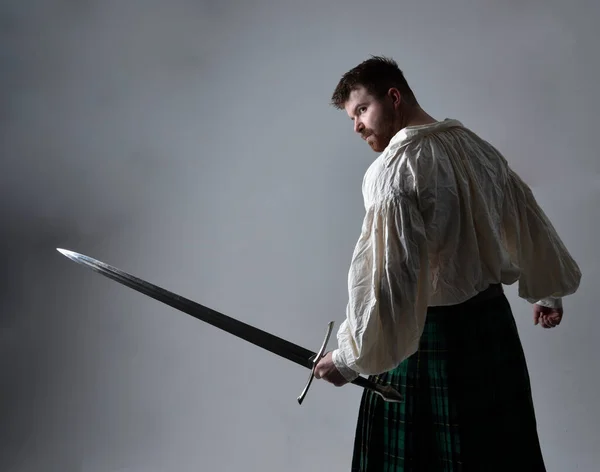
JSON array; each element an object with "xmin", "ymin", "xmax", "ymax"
[{"xmin": 332, "ymin": 119, "xmax": 582, "ymax": 382}]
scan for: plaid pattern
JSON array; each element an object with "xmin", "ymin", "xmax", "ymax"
[{"xmin": 351, "ymin": 289, "xmax": 546, "ymax": 471}]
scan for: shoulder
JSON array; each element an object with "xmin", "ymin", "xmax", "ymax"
[{"xmin": 380, "ymin": 133, "xmax": 438, "ymax": 196}]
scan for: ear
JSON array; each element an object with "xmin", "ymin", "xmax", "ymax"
[{"xmin": 387, "ymin": 88, "xmax": 402, "ymax": 108}]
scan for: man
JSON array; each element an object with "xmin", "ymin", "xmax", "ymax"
[{"xmin": 314, "ymin": 56, "xmax": 582, "ymax": 471}]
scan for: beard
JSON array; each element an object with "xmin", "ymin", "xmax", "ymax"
[
  {"xmin": 364, "ymin": 128, "xmax": 395, "ymax": 152},
  {"xmin": 365, "ymin": 135, "xmax": 385, "ymax": 152},
  {"xmin": 362, "ymin": 104, "xmax": 397, "ymax": 152}
]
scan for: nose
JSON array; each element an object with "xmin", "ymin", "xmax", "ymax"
[{"xmin": 353, "ymin": 119, "xmax": 364, "ymax": 134}]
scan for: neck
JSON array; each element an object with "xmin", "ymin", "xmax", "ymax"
[{"xmin": 400, "ymin": 106, "xmax": 437, "ymax": 129}]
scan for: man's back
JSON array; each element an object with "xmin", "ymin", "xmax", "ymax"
[{"xmin": 368, "ymin": 118, "xmax": 581, "ymax": 309}]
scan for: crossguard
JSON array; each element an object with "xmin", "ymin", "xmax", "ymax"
[{"xmin": 297, "ymin": 321, "xmax": 334, "ymax": 405}]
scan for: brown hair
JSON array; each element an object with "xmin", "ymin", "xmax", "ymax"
[{"xmin": 330, "ymin": 55, "xmax": 418, "ymax": 109}]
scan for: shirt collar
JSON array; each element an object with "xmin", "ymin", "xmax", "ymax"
[
  {"xmin": 390, "ymin": 118, "xmax": 464, "ymax": 147},
  {"xmin": 381, "ymin": 118, "xmax": 464, "ymax": 167}
]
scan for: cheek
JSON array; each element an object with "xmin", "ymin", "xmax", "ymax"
[
  {"xmin": 367, "ymin": 115, "xmax": 381, "ymax": 133},
  {"xmin": 369, "ymin": 108, "xmax": 385, "ymax": 126},
  {"xmin": 364, "ymin": 112, "xmax": 377, "ymax": 131}
]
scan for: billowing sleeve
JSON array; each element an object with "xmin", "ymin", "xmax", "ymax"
[
  {"xmin": 331, "ymin": 194, "xmax": 431, "ymax": 382},
  {"xmin": 502, "ymin": 168, "xmax": 582, "ymax": 309}
]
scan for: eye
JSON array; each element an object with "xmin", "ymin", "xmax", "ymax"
[{"xmin": 358, "ymin": 106, "xmax": 367, "ymax": 114}]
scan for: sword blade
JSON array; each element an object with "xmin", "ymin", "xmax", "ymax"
[
  {"xmin": 57, "ymin": 248, "xmax": 315, "ymax": 369},
  {"xmin": 56, "ymin": 248, "xmax": 403, "ymax": 403}
]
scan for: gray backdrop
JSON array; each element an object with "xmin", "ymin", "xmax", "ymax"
[{"xmin": 1, "ymin": 0, "xmax": 597, "ymax": 471}]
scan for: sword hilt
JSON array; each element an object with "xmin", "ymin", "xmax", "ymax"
[
  {"xmin": 297, "ymin": 321, "xmax": 334, "ymax": 405},
  {"xmin": 296, "ymin": 321, "xmax": 404, "ymax": 405}
]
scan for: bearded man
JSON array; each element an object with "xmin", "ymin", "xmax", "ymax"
[{"xmin": 314, "ymin": 56, "xmax": 581, "ymax": 471}]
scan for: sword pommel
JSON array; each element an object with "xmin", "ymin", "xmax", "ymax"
[{"xmin": 363, "ymin": 382, "xmax": 404, "ymax": 403}]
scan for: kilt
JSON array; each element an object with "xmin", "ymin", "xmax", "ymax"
[{"xmin": 351, "ymin": 285, "xmax": 546, "ymax": 471}]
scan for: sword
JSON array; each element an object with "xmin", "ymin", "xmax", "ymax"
[{"xmin": 56, "ymin": 248, "xmax": 403, "ymax": 405}]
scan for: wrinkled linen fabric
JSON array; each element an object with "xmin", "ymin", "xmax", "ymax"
[{"xmin": 332, "ymin": 119, "xmax": 582, "ymax": 382}]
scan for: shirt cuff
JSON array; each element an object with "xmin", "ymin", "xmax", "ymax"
[
  {"xmin": 332, "ymin": 349, "xmax": 360, "ymax": 382},
  {"xmin": 536, "ymin": 297, "xmax": 563, "ymax": 309}
]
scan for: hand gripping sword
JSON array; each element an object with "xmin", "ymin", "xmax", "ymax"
[{"xmin": 56, "ymin": 248, "xmax": 403, "ymax": 405}]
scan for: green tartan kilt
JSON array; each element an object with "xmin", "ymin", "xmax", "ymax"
[{"xmin": 351, "ymin": 288, "xmax": 546, "ymax": 472}]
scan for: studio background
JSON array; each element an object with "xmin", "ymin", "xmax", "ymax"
[{"xmin": 1, "ymin": 1, "xmax": 597, "ymax": 470}]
